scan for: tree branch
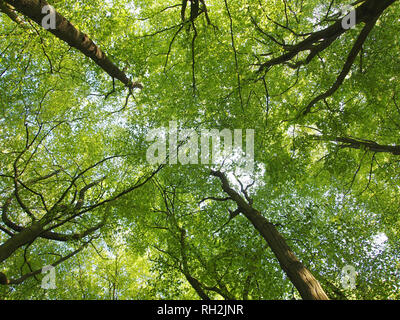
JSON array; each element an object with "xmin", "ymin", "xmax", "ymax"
[{"xmin": 4, "ymin": 0, "xmax": 142, "ymax": 89}]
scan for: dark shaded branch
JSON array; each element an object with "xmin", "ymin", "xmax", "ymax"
[
  {"xmin": 183, "ymin": 272, "xmax": 211, "ymax": 300},
  {"xmin": 224, "ymin": 0, "xmax": 243, "ymax": 111},
  {"xmin": 242, "ymin": 274, "xmax": 252, "ymax": 300},
  {"xmin": 302, "ymin": 16, "xmax": 379, "ymax": 115},
  {"xmin": 257, "ymin": 0, "xmax": 396, "ymax": 73},
  {"xmin": 0, "ymin": 225, "xmax": 14, "ymax": 237},
  {"xmin": 4, "ymin": 241, "xmax": 88, "ymax": 285},
  {"xmin": 0, "ymin": 0, "xmax": 25, "ymax": 26},
  {"xmin": 313, "ymin": 135, "xmax": 400, "ymax": 155},
  {"xmin": 254, "ymin": 0, "xmax": 397, "ymax": 116},
  {"xmin": 4, "ymin": 0, "xmax": 142, "ymax": 89},
  {"xmin": 198, "ymin": 196, "xmax": 231, "ymax": 204}
]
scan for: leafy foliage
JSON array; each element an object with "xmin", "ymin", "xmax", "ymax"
[{"xmin": 0, "ymin": 0, "xmax": 399, "ymax": 300}]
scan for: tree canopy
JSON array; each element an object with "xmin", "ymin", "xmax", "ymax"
[{"xmin": 0, "ymin": 0, "xmax": 399, "ymax": 300}]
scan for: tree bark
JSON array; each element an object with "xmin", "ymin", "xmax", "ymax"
[
  {"xmin": 258, "ymin": 0, "xmax": 397, "ymax": 73},
  {"xmin": 183, "ymin": 272, "xmax": 211, "ymax": 300},
  {"xmin": 4, "ymin": 0, "xmax": 142, "ymax": 89},
  {"xmin": 0, "ymin": 221, "xmax": 44, "ymax": 264},
  {"xmin": 324, "ymin": 136, "xmax": 400, "ymax": 155},
  {"xmin": 0, "ymin": 0, "xmax": 25, "ymax": 26},
  {"xmin": 211, "ymin": 170, "xmax": 329, "ymax": 300}
]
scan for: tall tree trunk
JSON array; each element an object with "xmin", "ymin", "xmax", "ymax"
[
  {"xmin": 183, "ymin": 272, "xmax": 211, "ymax": 300},
  {"xmin": 242, "ymin": 210, "xmax": 329, "ymax": 300},
  {"xmin": 4, "ymin": 0, "xmax": 142, "ymax": 89},
  {"xmin": 211, "ymin": 171, "xmax": 329, "ymax": 300}
]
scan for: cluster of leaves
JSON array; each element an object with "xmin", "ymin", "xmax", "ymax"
[{"xmin": 0, "ymin": 0, "xmax": 399, "ymax": 299}]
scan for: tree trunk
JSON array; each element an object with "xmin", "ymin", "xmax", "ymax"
[
  {"xmin": 183, "ymin": 273, "xmax": 211, "ymax": 300},
  {"xmin": 242, "ymin": 210, "xmax": 329, "ymax": 300},
  {"xmin": 211, "ymin": 171, "xmax": 329, "ymax": 300}
]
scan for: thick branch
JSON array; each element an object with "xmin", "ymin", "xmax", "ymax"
[
  {"xmin": 315, "ymin": 135, "xmax": 400, "ymax": 155},
  {"xmin": 2, "ymin": 241, "xmax": 87, "ymax": 285},
  {"xmin": 4, "ymin": 0, "xmax": 142, "ymax": 89},
  {"xmin": 302, "ymin": 15, "xmax": 379, "ymax": 115},
  {"xmin": 257, "ymin": 0, "xmax": 396, "ymax": 73},
  {"xmin": 0, "ymin": 0, "xmax": 25, "ymax": 26},
  {"xmin": 0, "ymin": 221, "xmax": 44, "ymax": 263}
]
